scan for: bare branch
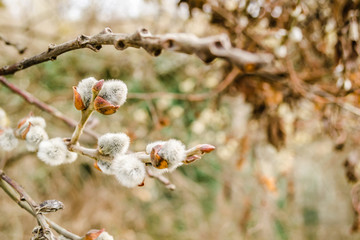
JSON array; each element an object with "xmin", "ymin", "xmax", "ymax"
[
  {"xmin": 0, "ymin": 27, "xmax": 273, "ymax": 76},
  {"xmin": 0, "ymin": 76, "xmax": 98, "ymax": 140},
  {"xmin": 146, "ymin": 167, "xmax": 176, "ymax": 191},
  {"xmin": 0, "ymin": 170, "xmax": 53, "ymax": 239},
  {"xmin": 0, "ymin": 171, "xmax": 82, "ymax": 240}
]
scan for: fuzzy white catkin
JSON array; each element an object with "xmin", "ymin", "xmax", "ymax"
[
  {"xmin": 112, "ymin": 154, "xmax": 145, "ymax": 188},
  {"xmin": 96, "ymin": 232, "xmax": 114, "ymax": 240},
  {"xmin": 27, "ymin": 117, "xmax": 46, "ymax": 128},
  {"xmin": 77, "ymin": 77, "xmax": 97, "ymax": 108},
  {"xmin": 98, "ymin": 132, "xmax": 130, "ymax": 156},
  {"xmin": 145, "ymin": 141, "xmax": 166, "ymax": 154},
  {"xmin": 18, "ymin": 116, "xmax": 46, "ymax": 134},
  {"xmin": 0, "ymin": 128, "xmax": 18, "ymax": 151},
  {"xmin": 25, "ymin": 125, "xmax": 48, "ymax": 152},
  {"xmin": 37, "ymin": 138, "xmax": 77, "ymax": 166},
  {"xmin": 64, "ymin": 149, "xmax": 78, "ymax": 164},
  {"xmin": 158, "ymin": 139, "xmax": 186, "ymax": 171},
  {"xmin": 146, "ymin": 141, "xmax": 168, "ymax": 175},
  {"xmin": 98, "ymin": 80, "xmax": 127, "ymax": 106},
  {"xmin": 96, "ymin": 160, "xmax": 114, "ymax": 175}
]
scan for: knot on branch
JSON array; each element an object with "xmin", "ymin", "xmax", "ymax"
[
  {"xmin": 114, "ymin": 28, "xmax": 162, "ymax": 56},
  {"xmin": 196, "ymin": 34, "xmax": 232, "ymax": 63},
  {"xmin": 209, "ymin": 43, "xmax": 273, "ymax": 71},
  {"xmin": 160, "ymin": 33, "xmax": 232, "ymax": 63},
  {"xmin": 77, "ymin": 34, "xmax": 90, "ymax": 46},
  {"xmin": 47, "ymin": 44, "xmax": 56, "ymax": 52},
  {"xmin": 77, "ymin": 34, "xmax": 101, "ymax": 52}
]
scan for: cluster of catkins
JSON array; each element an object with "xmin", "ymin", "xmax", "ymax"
[
  {"xmin": 0, "ymin": 109, "xmax": 77, "ymax": 165},
  {"xmin": 72, "ymin": 77, "xmax": 187, "ymax": 188},
  {"xmin": 73, "ymin": 77, "xmax": 127, "ymax": 114},
  {"xmin": 0, "ymin": 109, "xmax": 49, "ymax": 152},
  {"xmin": 0, "ymin": 77, "xmax": 189, "ymax": 189},
  {"xmin": 96, "ymin": 132, "xmax": 186, "ymax": 187}
]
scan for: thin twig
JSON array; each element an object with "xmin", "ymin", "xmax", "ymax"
[
  {"xmin": 0, "ymin": 173, "xmax": 82, "ymax": 240},
  {"xmin": 146, "ymin": 167, "xmax": 176, "ymax": 191},
  {"xmin": 305, "ymin": 84, "xmax": 360, "ymax": 117},
  {"xmin": 0, "ymin": 76, "xmax": 98, "ymax": 140},
  {"xmin": 67, "ymin": 142, "xmax": 214, "ymax": 191},
  {"xmin": 0, "ymin": 27, "xmax": 273, "ymax": 76},
  {"xmin": 285, "ymin": 56, "xmax": 306, "ymax": 96},
  {"xmin": 0, "ymin": 33, "xmax": 27, "ymax": 54},
  {"xmin": 0, "ymin": 170, "xmax": 53, "ymax": 239}
]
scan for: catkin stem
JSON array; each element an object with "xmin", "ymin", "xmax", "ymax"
[
  {"xmin": 70, "ymin": 87, "xmax": 99, "ymax": 145},
  {"xmin": 70, "ymin": 108, "xmax": 93, "ymax": 145}
]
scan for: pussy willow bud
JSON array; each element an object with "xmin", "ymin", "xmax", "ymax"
[
  {"xmin": 25, "ymin": 125, "xmax": 48, "ymax": 152},
  {"xmin": 146, "ymin": 141, "xmax": 166, "ymax": 154},
  {"xmin": 17, "ymin": 112, "xmax": 33, "ymax": 129},
  {"xmin": 73, "ymin": 86, "xmax": 86, "ymax": 110},
  {"xmin": 37, "ymin": 138, "xmax": 78, "ymax": 166},
  {"xmin": 74, "ymin": 77, "xmax": 98, "ymax": 110},
  {"xmin": 84, "ymin": 229, "xmax": 104, "ymax": 240},
  {"xmin": 145, "ymin": 140, "xmax": 168, "ymax": 175},
  {"xmin": 84, "ymin": 229, "xmax": 113, "ymax": 240},
  {"xmin": 150, "ymin": 145, "xmax": 168, "ymax": 169},
  {"xmin": 96, "ymin": 231, "xmax": 114, "ymax": 240},
  {"xmin": 94, "ymin": 160, "xmax": 114, "ymax": 175},
  {"xmin": 112, "ymin": 154, "xmax": 146, "ymax": 188},
  {"xmin": 94, "ymin": 80, "xmax": 127, "ymax": 115},
  {"xmin": 17, "ymin": 116, "xmax": 46, "ymax": 134},
  {"xmin": 0, "ymin": 128, "xmax": 18, "ymax": 151},
  {"xmin": 97, "ymin": 132, "xmax": 130, "ymax": 157},
  {"xmin": 92, "ymin": 79, "xmax": 104, "ymax": 95},
  {"xmin": 149, "ymin": 139, "xmax": 186, "ymax": 172},
  {"xmin": 94, "ymin": 96, "xmax": 120, "ymax": 115}
]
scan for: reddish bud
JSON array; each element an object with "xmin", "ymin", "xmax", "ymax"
[
  {"xmin": 84, "ymin": 228, "xmax": 105, "ymax": 240},
  {"xmin": 94, "ymin": 96, "xmax": 120, "ymax": 115},
  {"xmin": 92, "ymin": 79, "xmax": 104, "ymax": 94},
  {"xmin": 199, "ymin": 144, "xmax": 216, "ymax": 153},
  {"xmin": 73, "ymin": 86, "xmax": 86, "ymax": 110},
  {"xmin": 184, "ymin": 155, "xmax": 201, "ymax": 164},
  {"xmin": 150, "ymin": 145, "xmax": 168, "ymax": 169},
  {"xmin": 17, "ymin": 112, "xmax": 33, "ymax": 129},
  {"xmin": 21, "ymin": 122, "xmax": 32, "ymax": 139}
]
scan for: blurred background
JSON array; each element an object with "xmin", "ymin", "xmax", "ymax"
[{"xmin": 1, "ymin": 0, "xmax": 360, "ymax": 239}]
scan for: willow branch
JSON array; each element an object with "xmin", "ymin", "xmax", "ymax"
[
  {"xmin": 0, "ymin": 172, "xmax": 82, "ymax": 240},
  {"xmin": 0, "ymin": 76, "xmax": 98, "ymax": 140},
  {"xmin": 0, "ymin": 27, "xmax": 273, "ymax": 76},
  {"xmin": 0, "ymin": 170, "xmax": 53, "ymax": 239},
  {"xmin": 67, "ymin": 143, "xmax": 112, "ymax": 162}
]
